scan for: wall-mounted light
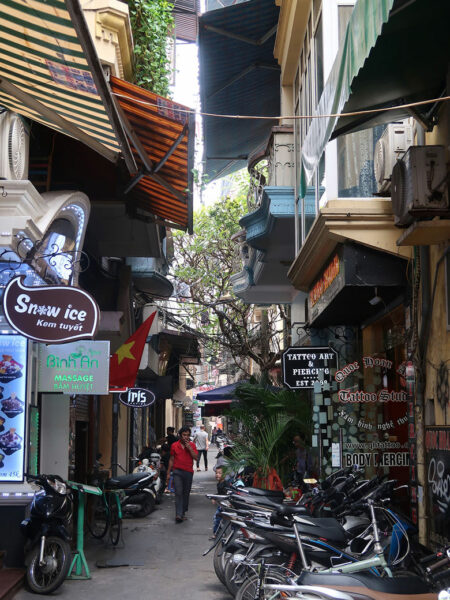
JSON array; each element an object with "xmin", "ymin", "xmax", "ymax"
[{"xmin": 369, "ymin": 287, "xmax": 383, "ymax": 306}]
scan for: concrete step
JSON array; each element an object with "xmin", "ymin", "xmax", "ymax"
[{"xmin": 0, "ymin": 569, "xmax": 25, "ymax": 600}]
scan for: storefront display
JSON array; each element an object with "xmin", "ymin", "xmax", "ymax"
[
  {"xmin": 337, "ymin": 307, "xmax": 408, "ymax": 481},
  {"xmin": 0, "ymin": 334, "xmax": 28, "ymax": 482}
]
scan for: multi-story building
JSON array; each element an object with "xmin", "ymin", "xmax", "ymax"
[
  {"xmin": 0, "ymin": 0, "xmax": 196, "ymax": 567},
  {"xmin": 199, "ymin": 0, "xmax": 450, "ymax": 547}
]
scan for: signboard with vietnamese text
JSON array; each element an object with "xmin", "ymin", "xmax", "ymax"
[
  {"xmin": 3, "ymin": 277, "xmax": 100, "ymax": 344},
  {"xmin": 38, "ymin": 341, "xmax": 110, "ymax": 395},
  {"xmin": 282, "ymin": 346, "xmax": 338, "ymax": 389},
  {"xmin": 335, "ymin": 355, "xmax": 409, "ymax": 473},
  {"xmin": 0, "ymin": 334, "xmax": 28, "ymax": 482}
]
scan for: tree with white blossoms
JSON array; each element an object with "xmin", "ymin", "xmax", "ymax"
[{"xmin": 172, "ymin": 172, "xmax": 289, "ymax": 379}]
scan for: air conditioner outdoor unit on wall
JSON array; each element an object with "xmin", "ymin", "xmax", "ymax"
[
  {"xmin": 374, "ymin": 121, "xmax": 413, "ymax": 193},
  {"xmin": 391, "ymin": 145, "xmax": 449, "ymax": 227},
  {"xmin": 0, "ymin": 110, "xmax": 29, "ymax": 180}
]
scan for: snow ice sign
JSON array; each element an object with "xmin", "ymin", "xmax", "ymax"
[
  {"xmin": 119, "ymin": 388, "xmax": 156, "ymax": 408},
  {"xmin": 282, "ymin": 346, "xmax": 338, "ymax": 389},
  {"xmin": 2, "ymin": 277, "xmax": 99, "ymax": 343}
]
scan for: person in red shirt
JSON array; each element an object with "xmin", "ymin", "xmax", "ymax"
[{"xmin": 166, "ymin": 426, "xmax": 199, "ymax": 522}]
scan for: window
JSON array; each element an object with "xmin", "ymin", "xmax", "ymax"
[
  {"xmin": 294, "ymin": 1, "xmax": 324, "ymax": 245},
  {"xmin": 336, "ymin": 4, "xmax": 378, "ymax": 198}
]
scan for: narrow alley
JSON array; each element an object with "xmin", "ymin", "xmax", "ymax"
[{"xmin": 14, "ymin": 449, "xmax": 229, "ymax": 600}]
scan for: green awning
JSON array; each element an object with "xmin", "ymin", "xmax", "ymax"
[
  {"xmin": 0, "ymin": 0, "xmax": 134, "ymax": 169},
  {"xmin": 301, "ymin": 0, "xmax": 450, "ymax": 187},
  {"xmin": 302, "ymin": 0, "xmax": 394, "ymax": 185}
]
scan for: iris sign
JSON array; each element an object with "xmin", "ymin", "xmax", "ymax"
[{"xmin": 119, "ymin": 387, "xmax": 155, "ymax": 408}]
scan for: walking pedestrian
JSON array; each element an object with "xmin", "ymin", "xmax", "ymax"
[
  {"xmin": 166, "ymin": 426, "xmax": 198, "ymax": 522},
  {"xmin": 193, "ymin": 424, "xmax": 209, "ymax": 471}
]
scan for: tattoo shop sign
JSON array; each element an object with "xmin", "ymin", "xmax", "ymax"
[
  {"xmin": 3, "ymin": 277, "xmax": 99, "ymax": 343},
  {"xmin": 282, "ymin": 346, "xmax": 338, "ymax": 389}
]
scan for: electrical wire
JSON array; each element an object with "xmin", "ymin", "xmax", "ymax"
[{"xmin": 112, "ymin": 92, "xmax": 450, "ymax": 122}]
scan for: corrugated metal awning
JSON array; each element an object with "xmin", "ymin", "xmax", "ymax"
[
  {"xmin": 199, "ymin": 0, "xmax": 280, "ymax": 181},
  {"xmin": 110, "ymin": 76, "xmax": 194, "ymax": 233},
  {"xmin": 0, "ymin": 0, "xmax": 134, "ymax": 169}
]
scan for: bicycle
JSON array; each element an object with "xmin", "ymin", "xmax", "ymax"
[{"xmin": 86, "ymin": 461, "xmax": 124, "ymax": 546}]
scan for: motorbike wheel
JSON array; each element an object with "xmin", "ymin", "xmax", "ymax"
[
  {"xmin": 26, "ymin": 536, "xmax": 72, "ymax": 594},
  {"xmin": 224, "ymin": 549, "xmax": 287, "ymax": 597},
  {"xmin": 109, "ymin": 499, "xmax": 122, "ymax": 546},
  {"xmin": 213, "ymin": 540, "xmax": 230, "ymax": 585},
  {"xmin": 235, "ymin": 569, "xmax": 292, "ymax": 600},
  {"xmin": 135, "ymin": 493, "xmax": 155, "ymax": 517},
  {"xmin": 87, "ymin": 495, "xmax": 108, "ymax": 539}
]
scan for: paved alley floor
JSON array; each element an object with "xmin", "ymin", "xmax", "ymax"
[{"xmin": 15, "ymin": 448, "xmax": 231, "ymax": 599}]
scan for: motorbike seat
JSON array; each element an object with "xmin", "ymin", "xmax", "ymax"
[
  {"xmin": 106, "ymin": 473, "xmax": 151, "ymax": 488},
  {"xmin": 297, "ymin": 571, "xmax": 432, "ymax": 595},
  {"xmin": 293, "ymin": 516, "xmax": 348, "ymax": 545},
  {"xmin": 236, "ymin": 487, "xmax": 285, "ymax": 500},
  {"xmin": 275, "ymin": 504, "xmax": 311, "ymax": 517}
]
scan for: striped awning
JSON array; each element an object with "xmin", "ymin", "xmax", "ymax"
[
  {"xmin": 111, "ymin": 77, "xmax": 194, "ymax": 233},
  {"xmin": 0, "ymin": 0, "xmax": 133, "ymax": 168}
]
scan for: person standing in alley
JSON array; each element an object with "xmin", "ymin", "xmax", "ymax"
[
  {"xmin": 193, "ymin": 424, "xmax": 209, "ymax": 471},
  {"xmin": 211, "ymin": 425, "xmax": 218, "ymax": 446},
  {"xmin": 166, "ymin": 426, "xmax": 198, "ymax": 522},
  {"xmin": 293, "ymin": 433, "xmax": 312, "ymax": 489},
  {"xmin": 166, "ymin": 426, "xmax": 178, "ymax": 448}
]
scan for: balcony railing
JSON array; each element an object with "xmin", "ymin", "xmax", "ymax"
[{"xmin": 247, "ymin": 125, "xmax": 294, "ymax": 210}]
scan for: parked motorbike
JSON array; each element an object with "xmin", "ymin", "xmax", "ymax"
[
  {"xmin": 20, "ymin": 473, "xmax": 73, "ymax": 594},
  {"xmin": 91, "ymin": 456, "xmax": 157, "ymax": 518},
  {"xmin": 205, "ymin": 466, "xmax": 443, "ymax": 598},
  {"xmin": 107, "ymin": 469, "xmax": 156, "ymax": 517},
  {"xmin": 132, "ymin": 455, "xmax": 164, "ymax": 504}
]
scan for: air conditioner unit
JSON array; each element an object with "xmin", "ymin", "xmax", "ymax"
[
  {"xmin": 391, "ymin": 145, "xmax": 449, "ymax": 227},
  {"xmin": 0, "ymin": 110, "xmax": 29, "ymax": 180},
  {"xmin": 374, "ymin": 121, "xmax": 413, "ymax": 193}
]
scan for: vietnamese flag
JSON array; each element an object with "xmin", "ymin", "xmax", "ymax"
[{"xmin": 109, "ymin": 311, "xmax": 156, "ymax": 389}]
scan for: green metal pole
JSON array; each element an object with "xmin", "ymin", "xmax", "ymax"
[{"xmin": 68, "ymin": 488, "xmax": 91, "ymax": 580}]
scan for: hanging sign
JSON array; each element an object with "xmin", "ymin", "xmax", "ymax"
[
  {"xmin": 2, "ymin": 277, "xmax": 99, "ymax": 343},
  {"xmin": 119, "ymin": 387, "xmax": 155, "ymax": 408},
  {"xmin": 38, "ymin": 341, "xmax": 110, "ymax": 394},
  {"xmin": 282, "ymin": 346, "xmax": 338, "ymax": 389}
]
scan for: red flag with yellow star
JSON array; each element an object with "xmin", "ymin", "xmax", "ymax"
[{"xmin": 109, "ymin": 311, "xmax": 156, "ymax": 389}]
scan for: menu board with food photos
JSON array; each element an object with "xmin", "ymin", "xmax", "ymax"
[{"xmin": 0, "ymin": 334, "xmax": 28, "ymax": 482}]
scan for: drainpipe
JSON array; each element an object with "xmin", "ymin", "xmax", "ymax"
[
  {"xmin": 111, "ymin": 395, "xmax": 119, "ymax": 478},
  {"xmin": 416, "ymin": 245, "xmax": 430, "ymax": 545},
  {"xmin": 414, "ymin": 123, "xmax": 428, "ymax": 544}
]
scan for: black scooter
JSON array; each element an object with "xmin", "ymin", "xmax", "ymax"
[
  {"xmin": 90, "ymin": 456, "xmax": 157, "ymax": 517},
  {"xmin": 107, "ymin": 471, "xmax": 156, "ymax": 517},
  {"xmin": 20, "ymin": 473, "xmax": 73, "ymax": 594}
]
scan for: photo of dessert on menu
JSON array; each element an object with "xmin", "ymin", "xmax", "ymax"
[{"xmin": 0, "ymin": 335, "xmax": 28, "ymax": 482}]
